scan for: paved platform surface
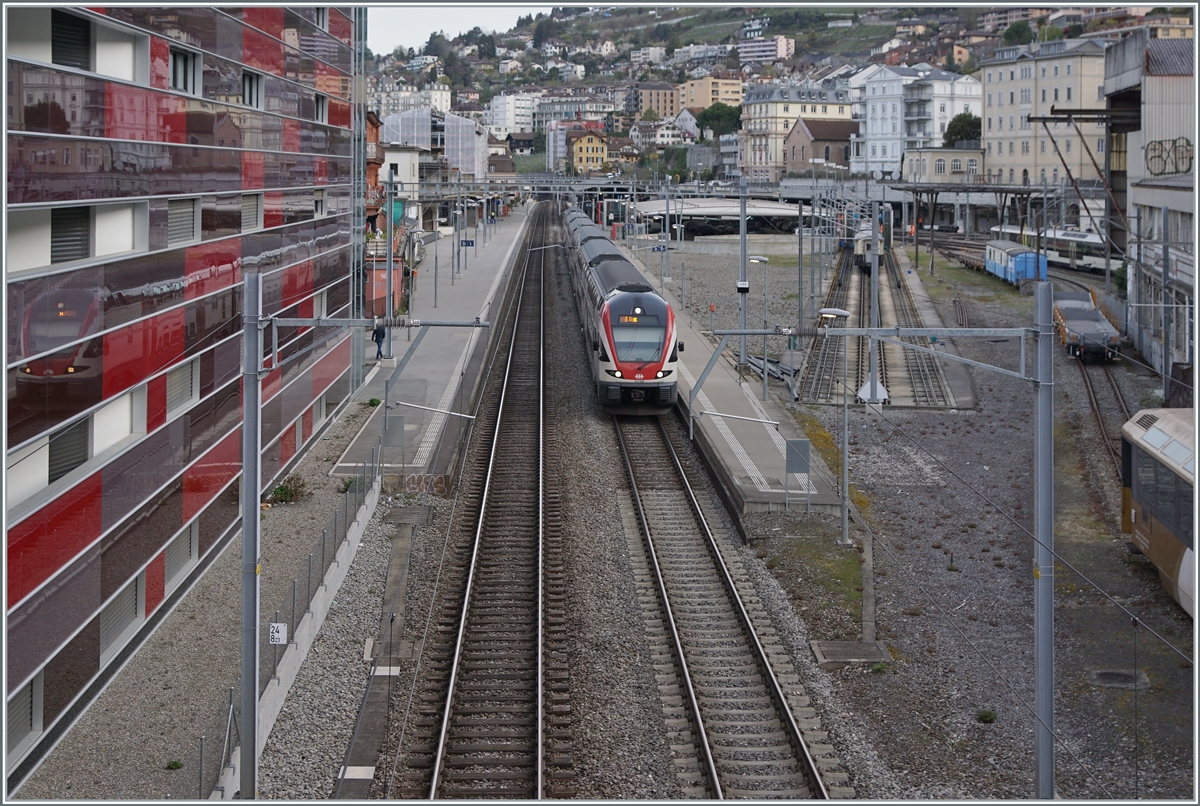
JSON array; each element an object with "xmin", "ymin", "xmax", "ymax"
[
  {"xmin": 337, "ymin": 204, "xmax": 532, "ymax": 486},
  {"xmin": 616, "ymin": 243, "xmax": 846, "ymax": 515}
]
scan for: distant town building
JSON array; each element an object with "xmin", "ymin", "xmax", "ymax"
[
  {"xmin": 981, "ymin": 39, "xmax": 1107, "ymax": 185},
  {"xmin": 636, "ymin": 82, "xmax": 681, "ymax": 121},
  {"xmin": 783, "ymin": 118, "xmax": 859, "ymax": 172},
  {"xmin": 631, "ymin": 46, "xmax": 668, "ymax": 66},
  {"xmin": 678, "ymin": 75, "xmax": 744, "ymax": 111}
]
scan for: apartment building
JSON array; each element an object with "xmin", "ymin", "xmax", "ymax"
[
  {"xmin": 566, "ymin": 130, "xmax": 610, "ymax": 174},
  {"xmin": 740, "ymin": 84, "xmax": 851, "ymax": 182},
  {"xmin": 635, "ymin": 82, "xmax": 680, "ymax": 121},
  {"xmin": 850, "ymin": 65, "xmax": 978, "ymax": 178},
  {"xmin": 485, "ymin": 93, "xmax": 538, "ymax": 136},
  {"xmin": 678, "ymin": 76, "xmax": 744, "ymax": 111},
  {"xmin": 631, "ymin": 46, "xmax": 667, "ymax": 66},
  {"xmin": 737, "ymin": 35, "xmax": 795, "ymax": 65},
  {"xmin": 533, "ymin": 95, "xmax": 615, "ymax": 132},
  {"xmin": 981, "ymin": 39, "xmax": 1108, "ymax": 185},
  {"xmin": 979, "ymin": 7, "xmax": 1055, "ymax": 32},
  {"xmin": 5, "ymin": 6, "xmax": 361, "ymax": 771}
]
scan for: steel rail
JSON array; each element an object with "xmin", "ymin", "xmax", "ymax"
[
  {"xmin": 428, "ymin": 204, "xmax": 545, "ymax": 800},
  {"xmin": 1078, "ymin": 361, "xmax": 1123, "ymax": 478},
  {"xmin": 614, "ymin": 417, "xmax": 723, "ymax": 799},
  {"xmin": 655, "ymin": 417, "xmax": 829, "ymax": 800}
]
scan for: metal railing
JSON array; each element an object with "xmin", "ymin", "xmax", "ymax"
[{"xmin": 170, "ymin": 438, "xmax": 383, "ymax": 799}]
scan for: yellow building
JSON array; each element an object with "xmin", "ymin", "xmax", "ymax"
[
  {"xmin": 678, "ymin": 76, "xmax": 744, "ymax": 111},
  {"xmin": 567, "ymin": 130, "xmax": 610, "ymax": 174}
]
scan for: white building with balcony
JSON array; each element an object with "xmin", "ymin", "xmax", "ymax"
[
  {"xmin": 850, "ymin": 64, "xmax": 979, "ymax": 179},
  {"xmin": 485, "ymin": 93, "xmax": 538, "ymax": 136}
]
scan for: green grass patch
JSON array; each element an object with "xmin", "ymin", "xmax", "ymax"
[{"xmin": 514, "ymin": 153, "xmax": 546, "ymax": 174}]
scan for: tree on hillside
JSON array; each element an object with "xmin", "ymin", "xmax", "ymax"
[
  {"xmin": 516, "ymin": 14, "xmax": 533, "ymax": 28},
  {"xmin": 942, "ymin": 112, "xmax": 981, "ymax": 147},
  {"xmin": 1039, "ymin": 24, "xmax": 1064, "ymax": 41},
  {"xmin": 533, "ymin": 19, "xmax": 559, "ymax": 48},
  {"xmin": 1003, "ymin": 20, "xmax": 1034, "ymax": 45},
  {"xmin": 478, "ymin": 34, "xmax": 497, "ymax": 59},
  {"xmin": 653, "ymin": 22, "xmax": 671, "ymax": 42},
  {"xmin": 724, "ymin": 48, "xmax": 739, "ymax": 69},
  {"xmin": 424, "ymin": 31, "xmax": 451, "ymax": 59},
  {"xmin": 640, "ymin": 107, "xmax": 660, "ymax": 122},
  {"xmin": 696, "ymin": 102, "xmax": 739, "ymax": 138}
]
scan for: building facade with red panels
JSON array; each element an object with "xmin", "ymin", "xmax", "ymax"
[{"xmin": 4, "ymin": 6, "xmax": 361, "ymax": 771}]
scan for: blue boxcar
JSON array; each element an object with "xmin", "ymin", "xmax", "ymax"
[{"xmin": 985, "ymin": 240, "xmax": 1048, "ymax": 286}]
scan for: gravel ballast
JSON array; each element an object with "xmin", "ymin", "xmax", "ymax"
[{"xmin": 15, "ymin": 380, "xmax": 384, "ymax": 800}]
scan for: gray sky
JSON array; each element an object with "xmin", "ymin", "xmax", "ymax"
[{"xmin": 366, "ymin": 5, "xmax": 546, "ymax": 57}]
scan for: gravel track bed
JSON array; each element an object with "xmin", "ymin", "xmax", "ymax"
[
  {"xmin": 669, "ymin": 251, "xmax": 1190, "ymax": 799},
  {"xmin": 15, "ymin": 383, "xmax": 380, "ymax": 800}
]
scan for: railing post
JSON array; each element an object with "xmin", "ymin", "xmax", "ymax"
[
  {"xmin": 291, "ymin": 580, "xmax": 297, "ymax": 645},
  {"xmin": 272, "ymin": 609, "xmax": 280, "ymax": 679},
  {"xmin": 321, "ymin": 529, "xmax": 327, "ymax": 581},
  {"xmin": 306, "ymin": 554, "xmax": 313, "ymax": 612},
  {"xmin": 199, "ymin": 736, "xmax": 205, "ymax": 800}
]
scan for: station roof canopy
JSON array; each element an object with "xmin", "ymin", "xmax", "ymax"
[{"xmin": 632, "ymin": 197, "xmax": 807, "ymax": 220}]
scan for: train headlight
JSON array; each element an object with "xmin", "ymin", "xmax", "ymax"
[
  {"xmin": 605, "ymin": 370, "xmax": 622, "ymax": 378},
  {"xmin": 22, "ymin": 366, "xmax": 32, "ymax": 373},
  {"xmin": 656, "ymin": 371, "xmax": 663, "ymax": 378},
  {"xmin": 66, "ymin": 366, "xmax": 76, "ymax": 373}
]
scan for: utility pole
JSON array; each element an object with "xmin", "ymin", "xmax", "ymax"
[
  {"xmin": 1033, "ymin": 281, "xmax": 1055, "ymax": 799},
  {"xmin": 867, "ymin": 201, "xmax": 882, "ymax": 403},
  {"xmin": 1161, "ymin": 206, "xmax": 1172, "ymax": 404},
  {"xmin": 239, "ymin": 272, "xmax": 263, "ymax": 800},
  {"xmin": 739, "ymin": 175, "xmax": 748, "ymax": 365},
  {"xmin": 385, "ymin": 169, "xmax": 395, "ymax": 359}
]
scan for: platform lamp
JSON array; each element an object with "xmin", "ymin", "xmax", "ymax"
[{"xmin": 819, "ymin": 306, "xmax": 852, "ymax": 546}]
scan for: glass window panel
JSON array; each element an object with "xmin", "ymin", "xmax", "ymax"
[
  {"xmin": 1156, "ymin": 462, "xmax": 1178, "ymax": 531},
  {"xmin": 1135, "ymin": 449, "xmax": 1156, "ymax": 504},
  {"xmin": 1162, "ymin": 441, "xmax": 1191, "ymax": 468}
]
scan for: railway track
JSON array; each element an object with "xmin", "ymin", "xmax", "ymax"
[
  {"xmin": 392, "ymin": 202, "xmax": 573, "ymax": 799},
  {"xmin": 883, "ymin": 252, "xmax": 953, "ymax": 407},
  {"xmin": 615, "ymin": 414, "xmax": 832, "ymax": 799},
  {"xmin": 797, "ymin": 251, "xmax": 852, "ymax": 403}
]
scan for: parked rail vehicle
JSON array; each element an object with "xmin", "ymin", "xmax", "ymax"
[
  {"xmin": 563, "ymin": 206, "xmax": 682, "ymax": 413},
  {"xmin": 1121, "ymin": 408, "xmax": 1194, "ymax": 617},
  {"xmin": 15, "ymin": 287, "xmax": 105, "ymax": 409},
  {"xmin": 852, "ymin": 205, "xmax": 894, "ymax": 270},
  {"xmin": 984, "ymin": 240, "xmax": 1048, "ymax": 286},
  {"xmin": 990, "ymin": 224, "xmax": 1107, "ymax": 272},
  {"xmin": 1052, "ymin": 290, "xmax": 1120, "ymax": 360}
]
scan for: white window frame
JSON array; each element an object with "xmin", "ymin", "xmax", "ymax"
[
  {"xmin": 314, "ymin": 7, "xmax": 328, "ymax": 31},
  {"xmin": 241, "ymin": 193, "xmax": 263, "ymax": 232},
  {"xmin": 314, "ymin": 93, "xmax": 328, "ymax": 123},
  {"xmin": 165, "ymin": 357, "xmax": 201, "ymax": 420},
  {"xmin": 99, "ymin": 572, "xmax": 145, "ymax": 666},
  {"xmin": 6, "ymin": 672, "xmax": 44, "ymax": 769},
  {"xmin": 164, "ymin": 521, "xmax": 200, "ymax": 596},
  {"xmin": 169, "ymin": 47, "xmax": 200, "ymax": 95},
  {"xmin": 242, "ymin": 69, "xmax": 263, "ymax": 109},
  {"xmin": 167, "ymin": 196, "xmax": 200, "ymax": 246}
]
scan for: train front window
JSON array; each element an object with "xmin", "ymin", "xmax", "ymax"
[
  {"xmin": 611, "ymin": 323, "xmax": 666, "ymax": 364},
  {"xmin": 28, "ymin": 291, "xmax": 96, "ymax": 356}
]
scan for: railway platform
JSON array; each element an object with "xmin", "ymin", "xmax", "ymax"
[
  {"xmin": 336, "ymin": 204, "xmax": 532, "ymax": 492},
  {"xmin": 616, "ymin": 245, "xmax": 846, "ymax": 518},
  {"xmin": 892, "ymin": 247, "xmax": 977, "ymax": 410}
]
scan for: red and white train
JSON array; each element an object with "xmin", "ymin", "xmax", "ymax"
[{"xmin": 563, "ymin": 205, "xmax": 682, "ymax": 413}]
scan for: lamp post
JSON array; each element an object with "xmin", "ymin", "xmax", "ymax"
[
  {"xmin": 738, "ymin": 175, "xmax": 748, "ymax": 365},
  {"xmin": 435, "ymin": 217, "xmax": 447, "ymax": 302},
  {"xmin": 673, "ymin": 221, "xmax": 686, "ymax": 309},
  {"xmin": 751, "ymin": 255, "xmax": 770, "ymax": 400},
  {"xmin": 820, "ymin": 306, "xmax": 852, "ymax": 545}
]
